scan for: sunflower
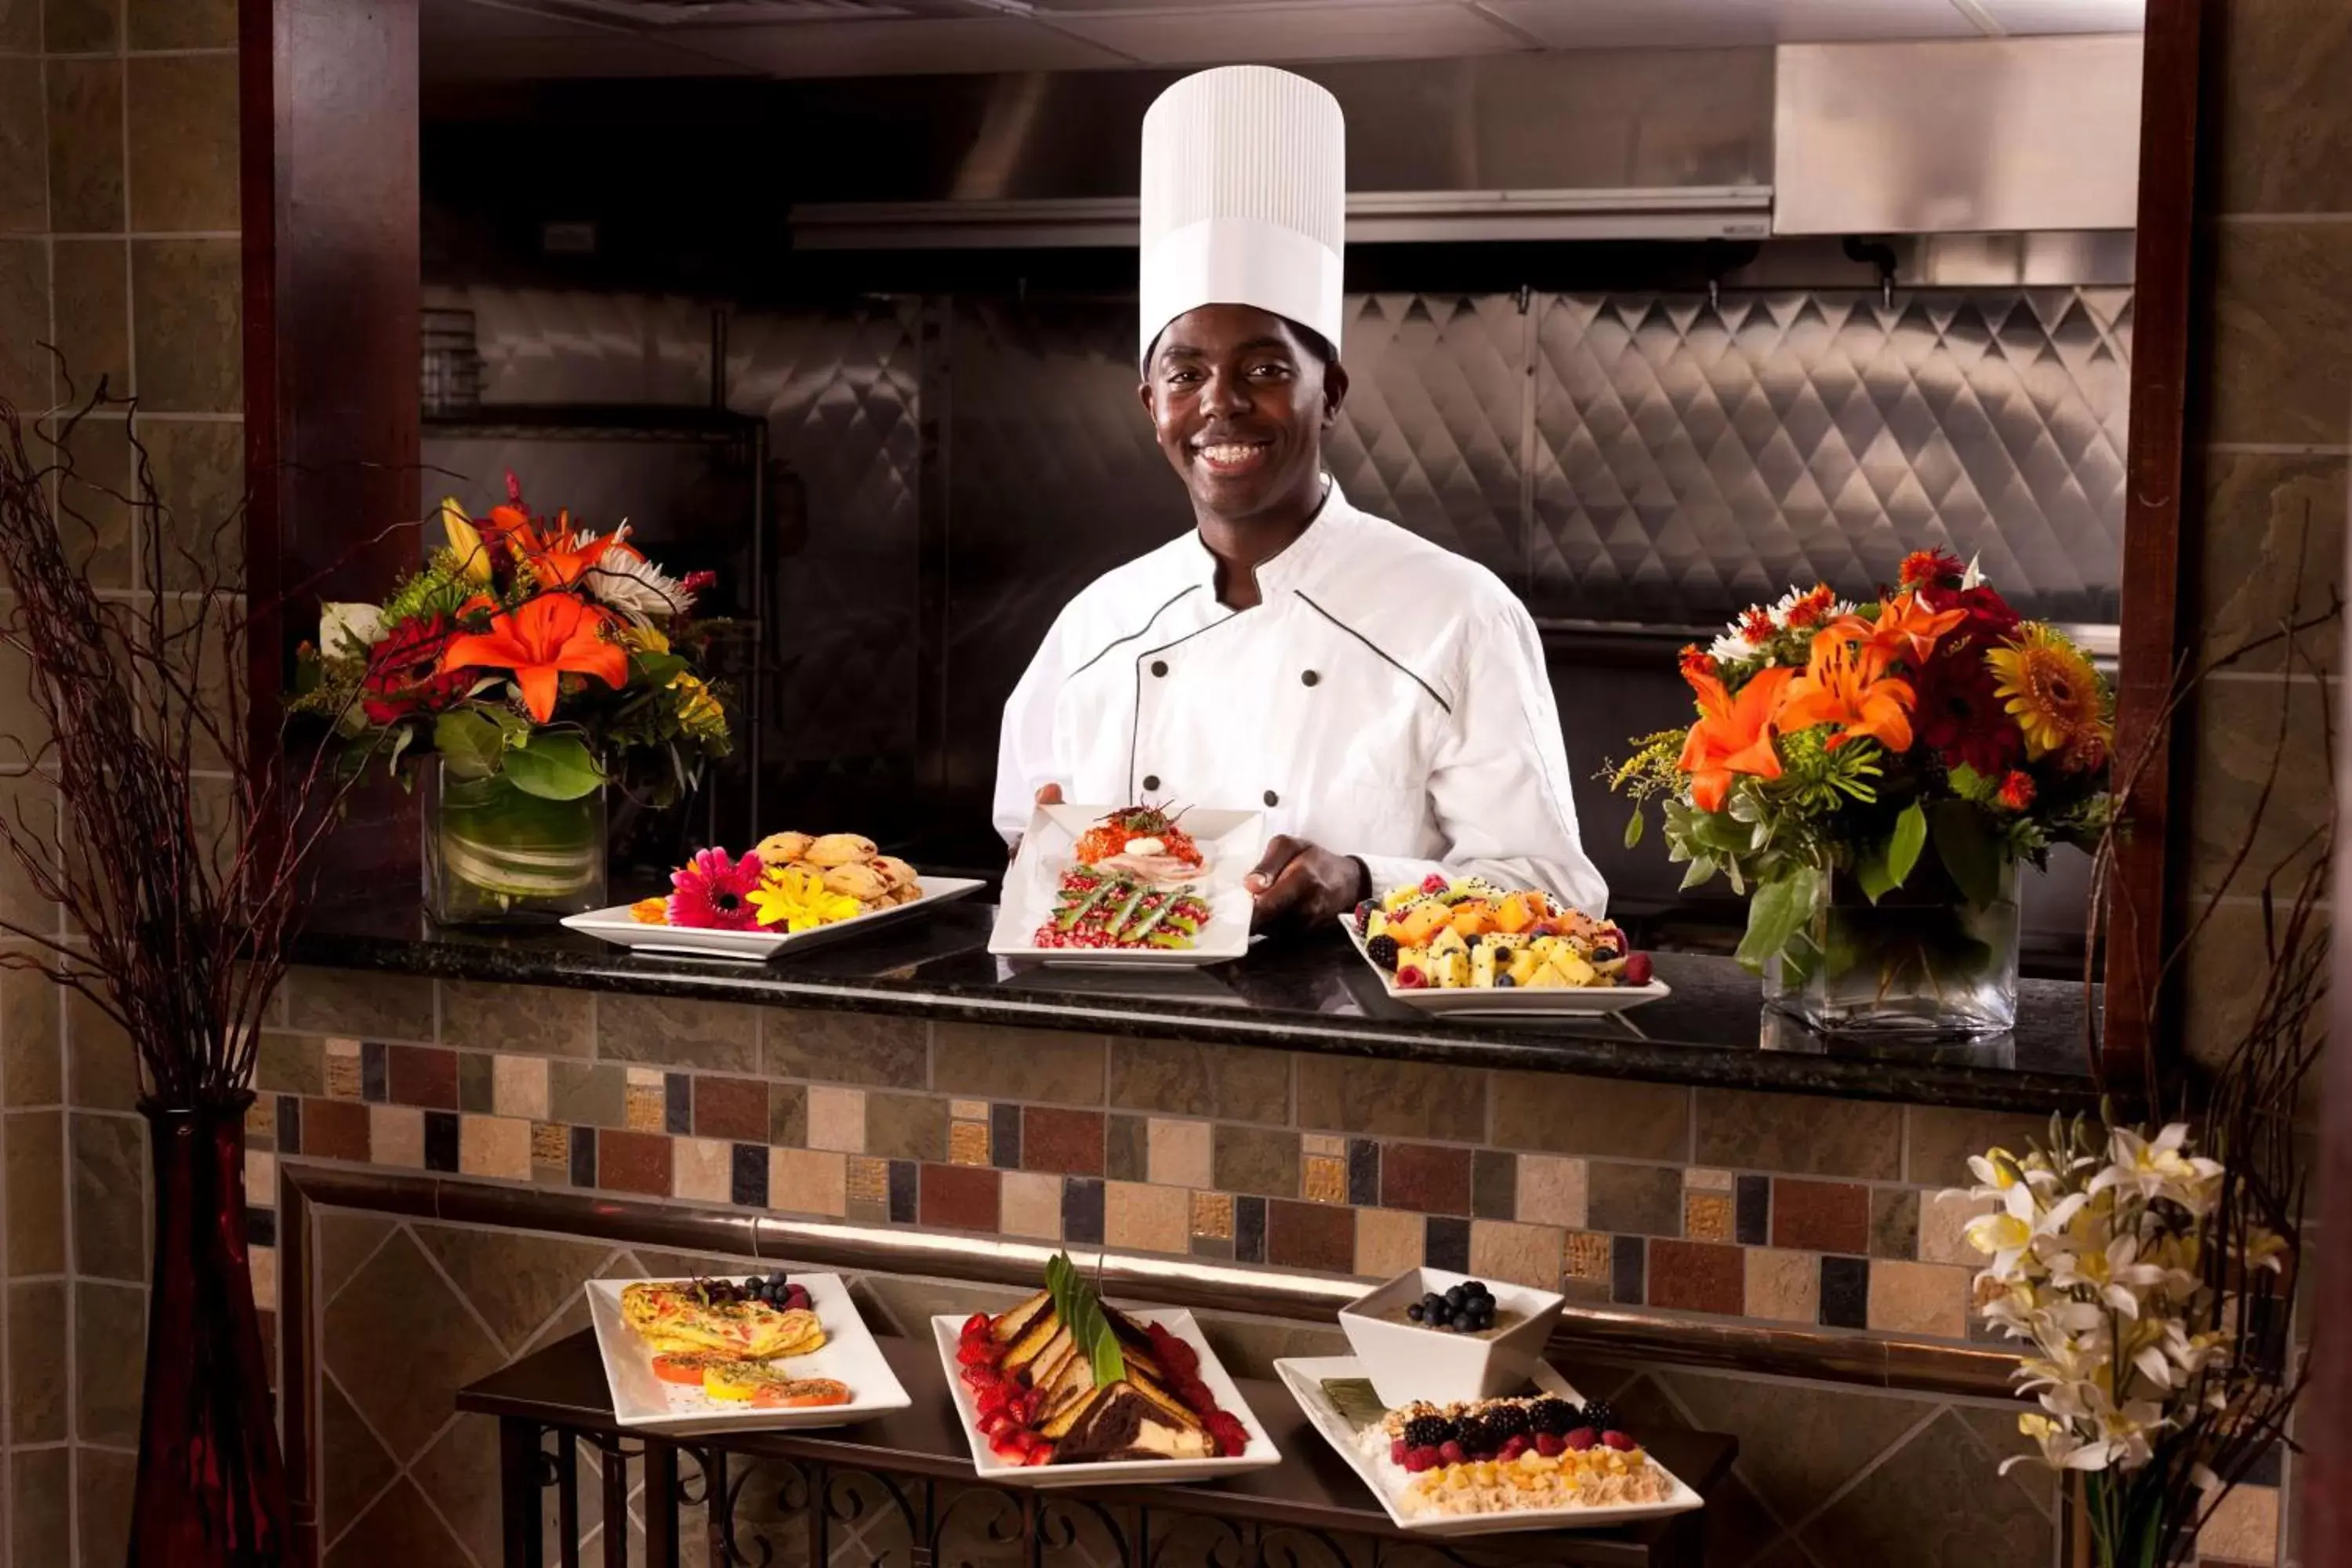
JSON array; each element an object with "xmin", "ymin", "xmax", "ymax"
[{"xmin": 1986, "ymin": 626, "xmax": 2111, "ymax": 771}]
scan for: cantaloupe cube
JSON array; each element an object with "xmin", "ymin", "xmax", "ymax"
[
  {"xmin": 1494, "ymin": 894, "xmax": 1535, "ymax": 935},
  {"xmin": 1450, "ymin": 902, "xmax": 1494, "ymax": 938}
]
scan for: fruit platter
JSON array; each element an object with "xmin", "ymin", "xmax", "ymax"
[
  {"xmin": 933, "ymin": 1253, "xmax": 1280, "ymax": 1486},
  {"xmin": 990, "ymin": 804, "xmax": 1263, "ymax": 968},
  {"xmin": 585, "ymin": 1270, "xmax": 912, "ymax": 1435},
  {"xmin": 1341, "ymin": 875, "xmax": 1670, "ymax": 1018},
  {"xmin": 564, "ymin": 831, "xmax": 983, "ymax": 961},
  {"xmin": 1275, "ymin": 1358, "xmax": 1703, "ymax": 1537}
]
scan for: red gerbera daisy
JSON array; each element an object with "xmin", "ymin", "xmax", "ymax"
[
  {"xmin": 1915, "ymin": 650, "xmax": 2024, "ymax": 777},
  {"xmin": 1899, "ymin": 550, "xmax": 1968, "ymax": 591},
  {"xmin": 1917, "ymin": 582, "xmax": 2022, "ymax": 646},
  {"xmin": 667, "ymin": 848, "xmax": 764, "ymax": 931},
  {"xmin": 360, "ymin": 615, "xmax": 469, "ymax": 724}
]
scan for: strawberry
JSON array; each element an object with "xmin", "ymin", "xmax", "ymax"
[
  {"xmin": 1024, "ymin": 1442, "xmax": 1056, "ymax": 1467},
  {"xmin": 1624, "ymin": 952, "xmax": 1654, "ymax": 985},
  {"xmin": 1603, "ymin": 1430, "xmax": 1636, "ymax": 1451},
  {"xmin": 1204, "ymin": 1412, "xmax": 1248, "ymax": 1457},
  {"xmin": 955, "ymin": 1341, "xmax": 995, "ymax": 1367},
  {"xmin": 1565, "ymin": 1428, "xmax": 1597, "ymax": 1451},
  {"xmin": 960, "ymin": 1312, "xmax": 993, "ymax": 1341}
]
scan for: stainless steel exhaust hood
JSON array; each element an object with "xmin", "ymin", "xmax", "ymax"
[
  {"xmin": 785, "ymin": 38, "xmax": 2141, "ymax": 252},
  {"xmin": 787, "ymin": 52, "xmax": 1779, "ymax": 249}
]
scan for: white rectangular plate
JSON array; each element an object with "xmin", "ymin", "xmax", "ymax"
[
  {"xmin": 1275, "ymin": 1355, "xmax": 1704, "ymax": 1537},
  {"xmin": 1339, "ymin": 916, "xmax": 1671, "ymax": 1016},
  {"xmin": 931, "ymin": 1307, "xmax": 1281, "ymax": 1487},
  {"xmin": 586, "ymin": 1275, "xmax": 912, "ymax": 1436},
  {"xmin": 989, "ymin": 806, "xmax": 1263, "ymax": 968},
  {"xmin": 563, "ymin": 877, "xmax": 984, "ymax": 962}
]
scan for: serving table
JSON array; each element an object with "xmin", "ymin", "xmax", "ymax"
[{"xmin": 458, "ymin": 1330, "xmax": 1737, "ymax": 1568}]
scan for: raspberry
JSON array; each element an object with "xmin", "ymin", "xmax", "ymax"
[
  {"xmin": 1565, "ymin": 1428, "xmax": 1597, "ymax": 1451},
  {"xmin": 1438, "ymin": 1440, "xmax": 1467, "ymax": 1465},
  {"xmin": 1603, "ymin": 1430, "xmax": 1636, "ymax": 1451},
  {"xmin": 1499, "ymin": 1436, "xmax": 1530, "ymax": 1461},
  {"xmin": 1403, "ymin": 1446, "xmax": 1439, "ymax": 1472},
  {"xmin": 1421, "ymin": 873, "xmax": 1450, "ymax": 895},
  {"xmin": 1624, "ymin": 952, "xmax": 1654, "ymax": 985},
  {"xmin": 1535, "ymin": 1433, "xmax": 1565, "ymax": 1457},
  {"xmin": 1396, "ymin": 965, "xmax": 1428, "ymax": 989},
  {"xmin": 1391, "ymin": 1439, "xmax": 1406, "ymax": 1464}
]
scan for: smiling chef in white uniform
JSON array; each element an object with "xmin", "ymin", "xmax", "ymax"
[{"xmin": 992, "ymin": 64, "xmax": 1606, "ymax": 937}]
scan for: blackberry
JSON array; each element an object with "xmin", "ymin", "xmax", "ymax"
[
  {"xmin": 1529, "ymin": 1399, "xmax": 1577, "ymax": 1437},
  {"xmin": 1402, "ymin": 1414, "xmax": 1454, "ymax": 1449},
  {"xmin": 1482, "ymin": 1403, "xmax": 1531, "ymax": 1443},
  {"xmin": 1366, "ymin": 934, "xmax": 1401, "ymax": 971},
  {"xmin": 1457, "ymin": 1413, "xmax": 1505, "ymax": 1455},
  {"xmin": 1578, "ymin": 1399, "xmax": 1617, "ymax": 1435}
]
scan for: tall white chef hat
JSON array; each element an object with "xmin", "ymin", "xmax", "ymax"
[{"xmin": 1138, "ymin": 65, "xmax": 1346, "ymax": 369}]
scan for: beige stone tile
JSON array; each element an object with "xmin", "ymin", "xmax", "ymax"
[
  {"xmin": 1684, "ymin": 1167, "xmax": 1733, "ymax": 1192},
  {"xmin": 2214, "ymin": 0, "xmax": 2352, "ymax": 214},
  {"xmin": 806, "ymin": 1086, "xmax": 865, "ymax": 1153},
  {"xmin": 1108, "ymin": 1036, "xmax": 1290, "ymax": 1123},
  {"xmin": 458, "ymin": 1116, "xmax": 530, "ymax": 1181},
  {"xmin": 1353, "ymin": 1207, "xmax": 1422, "ymax": 1279},
  {"xmin": 1298, "ymin": 1056, "xmax": 1483, "ymax": 1139},
  {"xmin": 948, "ymin": 1098, "xmax": 986, "ymax": 1120},
  {"xmin": 249, "ymin": 1241, "xmax": 275, "ymax": 1308},
  {"xmin": 622, "ymin": 1069, "xmax": 664, "ymax": 1134},
  {"xmin": 2209, "ymin": 220, "xmax": 2352, "ymax": 447},
  {"xmin": 2182, "ymin": 898, "xmax": 2328, "ymax": 1073},
  {"xmin": 323, "ymin": 1036, "xmax": 363, "ymax": 1100},
  {"xmin": 12, "ymin": 1448, "xmax": 71, "ymax": 1567},
  {"xmin": 1000, "ymin": 1170, "xmax": 1062, "ymax": 1240},
  {"xmin": 67, "ymin": 987, "xmax": 136, "ymax": 1110},
  {"xmin": 2197, "ymin": 1481, "xmax": 2280, "ymax": 1563},
  {"xmin": 1868, "ymin": 1189, "xmax": 1920, "ymax": 1260},
  {"xmin": 1104, "ymin": 1181, "xmax": 1189, "ymax": 1255},
  {"xmin": 1797, "ymin": 1409, "xmax": 2049, "ymax": 1565},
  {"xmin": 125, "ymin": 54, "xmax": 238, "ymax": 232},
  {"xmin": 130, "ymin": 237, "xmax": 243, "ymax": 412},
  {"xmin": 1918, "ymin": 1190, "xmax": 1988, "ymax": 1266},
  {"xmin": 0, "ymin": 0, "xmax": 36, "ymax": 50},
  {"xmin": 2198, "ymin": 451, "xmax": 2346, "ymax": 676},
  {"xmin": 1469, "ymin": 1219, "xmax": 1564, "ymax": 1290},
  {"xmin": 1904, "ymin": 1107, "xmax": 2052, "ymax": 1187},
  {"xmin": 1696, "ymin": 1089, "xmax": 1900, "ymax": 1178},
  {"xmin": 322, "ymin": 1228, "xmax": 506, "ymax": 1465},
  {"xmin": 762, "ymin": 1008, "xmax": 928, "ymax": 1089},
  {"xmin": 866, "ymin": 1091, "xmax": 946, "ymax": 1163},
  {"xmin": 45, "ymin": 0, "xmax": 119, "ymax": 51},
  {"xmin": 369, "ymin": 1105, "xmax": 423, "ymax": 1169},
  {"xmin": 597, "ymin": 993, "xmax": 757, "ymax": 1073},
  {"xmin": 1301, "ymin": 1132, "xmax": 1343, "ymax": 1157},
  {"xmin": 44, "ymin": 59, "xmax": 122, "ymax": 236},
  {"xmin": 441, "ymin": 981, "xmax": 593, "ymax": 1059},
  {"xmin": 933, "ymin": 1022, "xmax": 1104, "ymax": 1105},
  {"xmin": 2187, "ymin": 676, "xmax": 2336, "ymax": 902},
  {"xmin": 68, "ymin": 1109, "xmax": 142, "ymax": 1281},
  {"xmin": 1493, "ymin": 1072, "xmax": 1688, "ymax": 1161},
  {"xmin": 1145, "ymin": 1117, "xmax": 1213, "ymax": 1190},
  {"xmin": 1214, "ymin": 1123, "xmax": 1299, "ymax": 1197},
  {"xmin": 78, "ymin": 1448, "xmax": 136, "ymax": 1568},
  {"xmin": 2, "ymin": 967, "xmax": 60, "ymax": 1108},
  {"xmin": 412, "ymin": 1224, "xmax": 611, "ymax": 1356},
  {"xmin": 492, "ymin": 1055, "xmax": 550, "ymax": 1122},
  {"xmin": 0, "ymin": 239, "xmax": 52, "ymax": 418},
  {"xmin": 142, "ymin": 415, "xmax": 245, "ymax": 591},
  {"xmin": 1744, "ymin": 1247, "xmax": 1820, "ymax": 1323},
  {"xmin": 286, "ymin": 968, "xmax": 434, "ymax": 1041},
  {"xmin": 245, "ymin": 1146, "xmax": 275, "ymax": 1208},
  {"xmin": 8, "ymin": 1280, "xmax": 64, "ymax": 1441},
  {"xmin": 672, "ymin": 1137, "xmax": 731, "ymax": 1203},
  {"xmin": 1515, "ymin": 1154, "xmax": 1587, "ymax": 1229},
  {"xmin": 1865, "ymin": 1260, "xmax": 1969, "ymax": 1338},
  {"xmin": 51, "ymin": 240, "xmax": 127, "ymax": 404},
  {"xmin": 547, "ymin": 1062, "xmax": 623, "ymax": 1127},
  {"xmin": 768, "ymin": 1147, "xmax": 847, "ymax": 1218}
]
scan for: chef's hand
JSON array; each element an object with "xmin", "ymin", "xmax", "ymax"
[
  {"xmin": 1008, "ymin": 783, "xmax": 1063, "ymax": 862},
  {"xmin": 1246, "ymin": 837, "xmax": 1370, "ymax": 936}
]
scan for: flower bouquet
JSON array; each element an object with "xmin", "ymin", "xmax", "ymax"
[
  {"xmin": 1612, "ymin": 552, "xmax": 2114, "ymax": 1035},
  {"xmin": 297, "ymin": 476, "xmax": 731, "ymax": 924},
  {"xmin": 1948, "ymin": 1116, "xmax": 2294, "ymax": 1568}
]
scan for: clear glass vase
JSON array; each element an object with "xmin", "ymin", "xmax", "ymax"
[
  {"xmin": 426, "ymin": 758, "xmax": 607, "ymax": 925},
  {"xmin": 1764, "ymin": 848, "xmax": 2020, "ymax": 1039}
]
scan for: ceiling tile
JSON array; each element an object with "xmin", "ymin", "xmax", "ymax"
[
  {"xmin": 420, "ymin": 31, "xmax": 759, "ymax": 77},
  {"xmin": 1476, "ymin": 0, "xmax": 1982, "ymax": 50},
  {"xmin": 684, "ymin": 15, "xmax": 1137, "ymax": 72},
  {"xmin": 1047, "ymin": 2, "xmax": 1523, "ymax": 66},
  {"xmin": 1970, "ymin": 0, "xmax": 2143, "ymax": 34}
]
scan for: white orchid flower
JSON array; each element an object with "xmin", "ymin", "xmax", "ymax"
[
  {"xmin": 2048, "ymin": 1232, "xmax": 2170, "ymax": 1318},
  {"xmin": 2092, "ymin": 1123, "xmax": 2223, "ymax": 1205},
  {"xmin": 1966, "ymin": 1183, "xmax": 2089, "ymax": 1278}
]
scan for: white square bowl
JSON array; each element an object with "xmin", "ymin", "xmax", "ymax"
[
  {"xmin": 988, "ymin": 804, "xmax": 1263, "ymax": 967},
  {"xmin": 1337, "ymin": 1268, "xmax": 1566, "ymax": 1409}
]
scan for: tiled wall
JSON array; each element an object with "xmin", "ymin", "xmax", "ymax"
[
  {"xmin": 259, "ymin": 967, "xmax": 2026, "ymax": 1345},
  {"xmin": 0, "ymin": 0, "xmax": 244, "ymax": 1562}
]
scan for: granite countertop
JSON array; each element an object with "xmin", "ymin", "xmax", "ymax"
[{"xmin": 289, "ymin": 896, "xmax": 2108, "ymax": 1115}]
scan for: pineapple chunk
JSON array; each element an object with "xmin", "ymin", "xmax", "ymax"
[
  {"xmin": 1507, "ymin": 949, "xmax": 1543, "ymax": 987},
  {"xmin": 1365, "ymin": 909, "xmax": 1390, "ymax": 941},
  {"xmin": 1434, "ymin": 949, "xmax": 1472, "ymax": 988},
  {"xmin": 1471, "ymin": 942, "xmax": 1502, "ymax": 988},
  {"xmin": 1523, "ymin": 960, "xmax": 1570, "ymax": 989},
  {"xmin": 1485, "ymin": 932, "xmax": 1528, "ymax": 953},
  {"xmin": 1428, "ymin": 927, "xmax": 1469, "ymax": 959},
  {"xmin": 1549, "ymin": 951, "xmax": 1599, "ymax": 987}
]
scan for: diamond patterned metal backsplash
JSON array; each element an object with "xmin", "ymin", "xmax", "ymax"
[{"xmin": 422, "ymin": 281, "xmax": 2127, "ymax": 908}]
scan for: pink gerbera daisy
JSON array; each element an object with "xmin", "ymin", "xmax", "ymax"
[{"xmin": 667, "ymin": 848, "xmax": 764, "ymax": 931}]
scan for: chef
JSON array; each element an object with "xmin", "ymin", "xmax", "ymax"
[{"xmin": 992, "ymin": 64, "xmax": 1606, "ymax": 935}]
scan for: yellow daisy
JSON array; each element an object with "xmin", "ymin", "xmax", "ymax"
[
  {"xmin": 1986, "ymin": 626, "xmax": 2110, "ymax": 771},
  {"xmin": 749, "ymin": 866, "xmax": 861, "ymax": 931}
]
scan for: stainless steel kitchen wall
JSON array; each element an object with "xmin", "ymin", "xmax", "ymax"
[{"xmin": 423, "ymin": 281, "xmax": 2125, "ymax": 942}]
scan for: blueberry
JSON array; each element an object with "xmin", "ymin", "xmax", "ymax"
[
  {"xmin": 1406, "ymin": 1302, "xmax": 1425, "ymax": 1323},
  {"xmin": 1445, "ymin": 1285, "xmax": 1468, "ymax": 1306},
  {"xmin": 1494, "ymin": 974, "xmax": 1515, "ymax": 988}
]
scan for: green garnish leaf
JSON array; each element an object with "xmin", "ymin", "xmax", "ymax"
[{"xmin": 1044, "ymin": 1250, "xmax": 1124, "ymax": 1388}]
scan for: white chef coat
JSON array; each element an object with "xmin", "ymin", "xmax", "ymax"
[{"xmin": 992, "ymin": 484, "xmax": 1608, "ymax": 913}]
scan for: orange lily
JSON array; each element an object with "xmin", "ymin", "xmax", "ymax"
[
  {"xmin": 1779, "ymin": 637, "xmax": 1918, "ymax": 754},
  {"xmin": 437, "ymin": 593, "xmax": 627, "ymax": 722},
  {"xmin": 1818, "ymin": 590, "xmax": 1965, "ymax": 673},
  {"xmin": 1678, "ymin": 666, "xmax": 1797, "ymax": 813},
  {"xmin": 524, "ymin": 528, "xmax": 619, "ymax": 590}
]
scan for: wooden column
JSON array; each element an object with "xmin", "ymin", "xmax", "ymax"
[
  {"xmin": 241, "ymin": 0, "xmax": 423, "ymax": 909},
  {"xmin": 2310, "ymin": 478, "xmax": 2352, "ymax": 1567}
]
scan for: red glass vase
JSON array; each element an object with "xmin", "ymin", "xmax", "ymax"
[{"xmin": 129, "ymin": 1096, "xmax": 292, "ymax": 1568}]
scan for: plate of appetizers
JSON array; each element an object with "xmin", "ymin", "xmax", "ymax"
[
  {"xmin": 935, "ymin": 1253, "xmax": 1279, "ymax": 1486},
  {"xmin": 989, "ymin": 804, "xmax": 1261, "ymax": 967},
  {"xmin": 1341, "ymin": 876, "xmax": 1669, "ymax": 1016},
  {"xmin": 586, "ymin": 1269, "xmax": 912, "ymax": 1435},
  {"xmin": 564, "ymin": 831, "xmax": 984, "ymax": 961},
  {"xmin": 1274, "ymin": 1356, "xmax": 1703, "ymax": 1537}
]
